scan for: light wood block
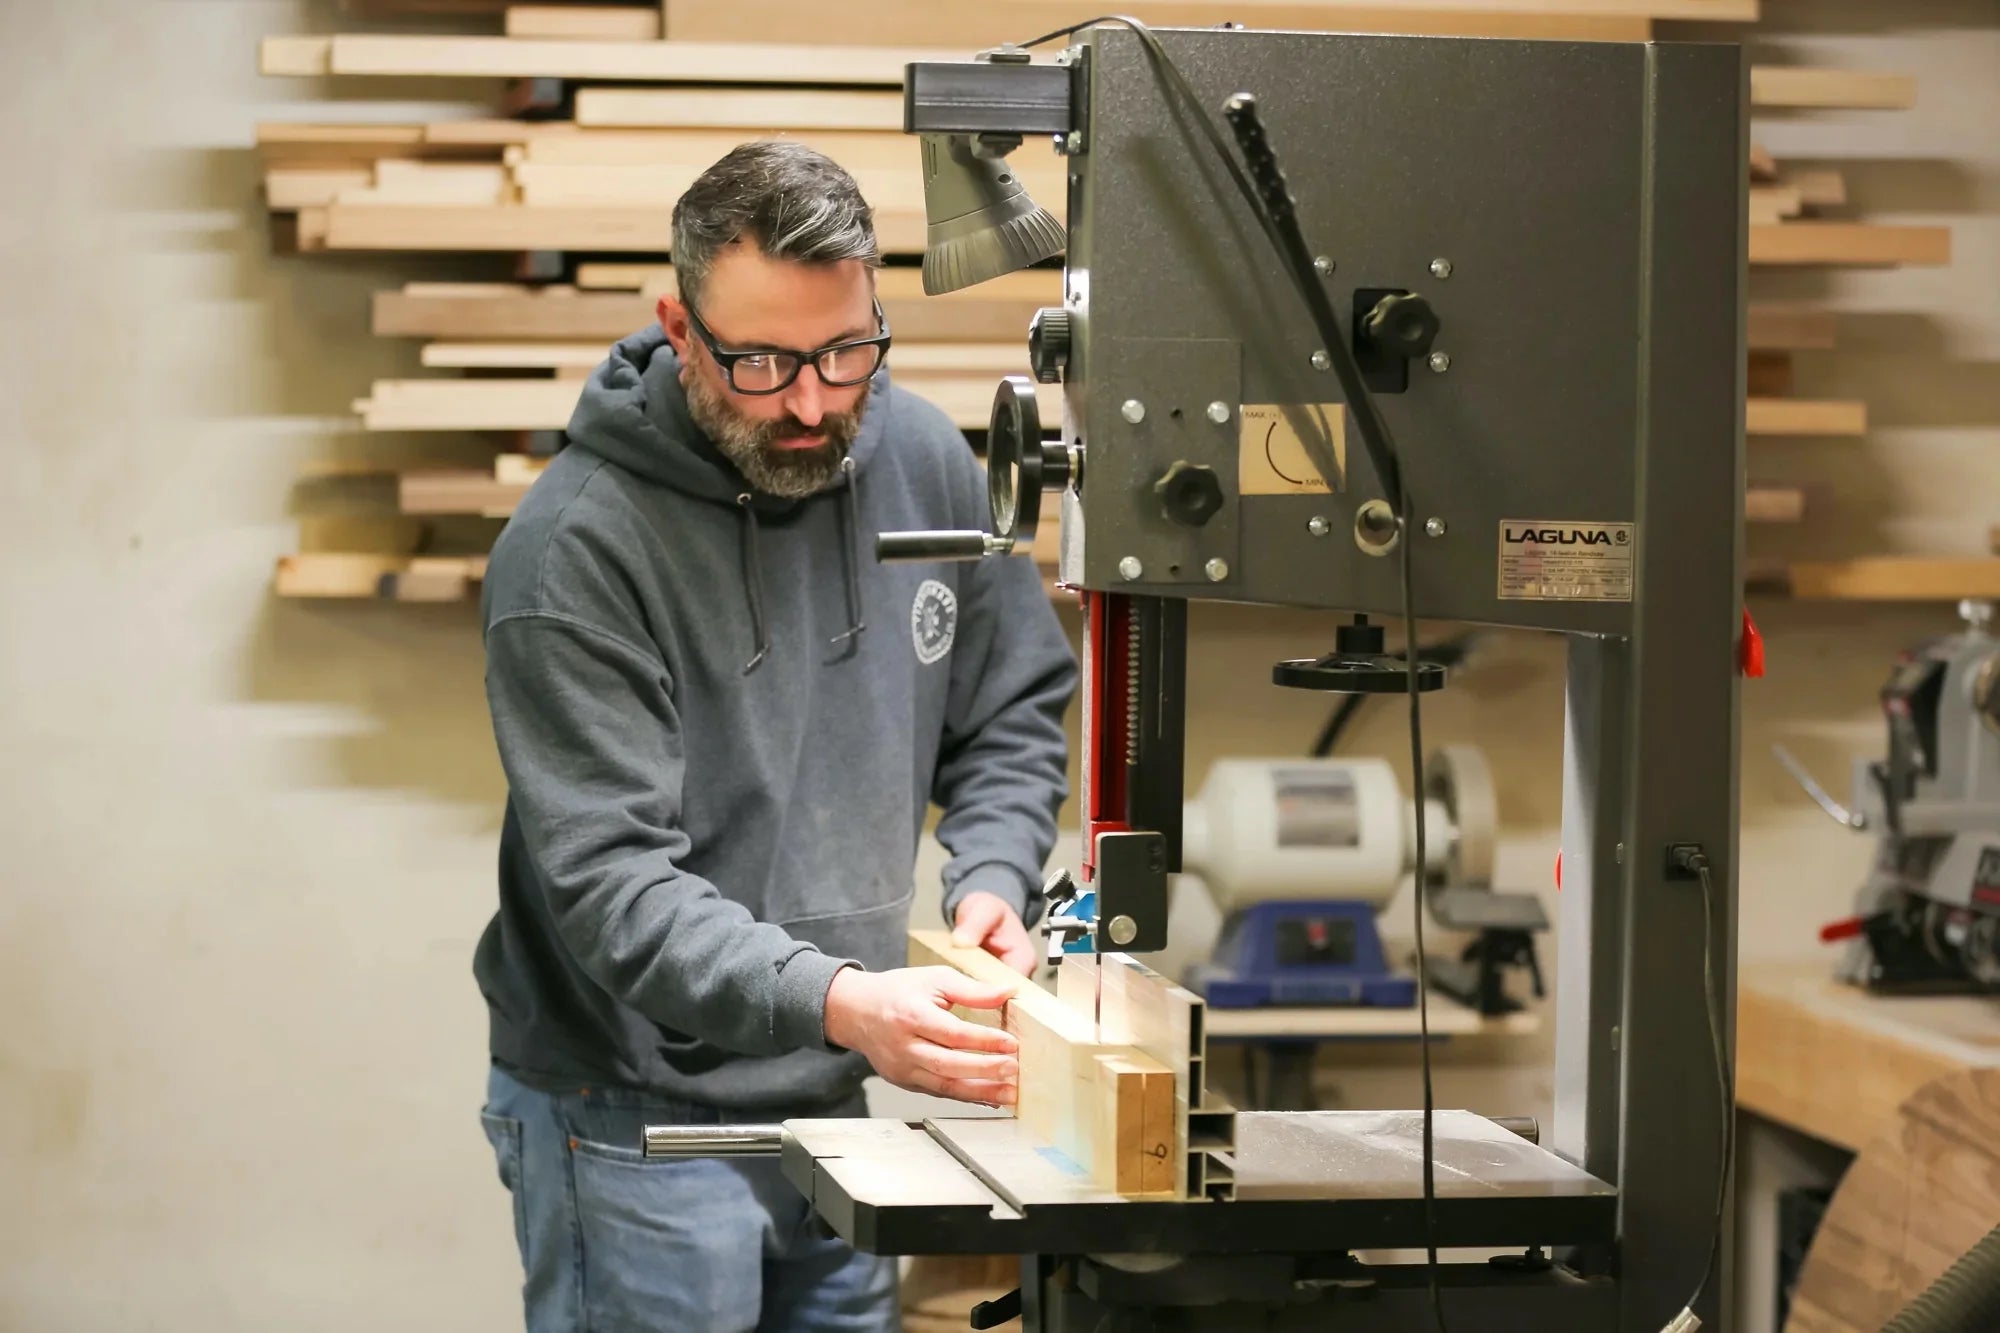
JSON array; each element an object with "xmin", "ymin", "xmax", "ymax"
[
  {"xmin": 1746, "ymin": 397, "xmax": 1866, "ymax": 436},
  {"xmin": 519, "ymin": 127, "xmax": 932, "ymax": 172},
  {"xmin": 274, "ymin": 552, "xmax": 488, "ymax": 600},
  {"xmin": 906, "ymin": 931, "xmax": 1180, "ymax": 1198},
  {"xmin": 356, "ymin": 160, "xmax": 512, "ymax": 205},
  {"xmin": 1785, "ymin": 558, "xmax": 2000, "ymax": 601},
  {"xmin": 355, "ymin": 379, "xmax": 581, "ymax": 431},
  {"xmin": 316, "ymin": 34, "xmax": 960, "ymax": 85},
  {"xmin": 375, "ymin": 284, "xmax": 654, "ymax": 339},
  {"xmin": 422, "ymin": 341, "xmax": 608, "ymax": 370},
  {"xmin": 1744, "ymin": 485, "xmax": 1804, "ymax": 523},
  {"xmin": 266, "ymin": 166, "xmax": 374, "ymax": 210},
  {"xmin": 315, "ymin": 201, "xmax": 928, "ymax": 254},
  {"xmin": 504, "ymin": 4, "xmax": 660, "ymax": 40},
  {"xmin": 1748, "ymin": 303, "xmax": 1837, "ymax": 351},
  {"xmin": 259, "ymin": 36, "xmax": 333, "ymax": 76},
  {"xmin": 1750, "ymin": 66, "xmax": 1916, "ymax": 110},
  {"xmin": 1747, "ymin": 186, "xmax": 1803, "ymax": 225},
  {"xmin": 1783, "ymin": 169, "xmax": 1847, "ymax": 209},
  {"xmin": 400, "ymin": 470, "xmax": 531, "ymax": 515},
  {"xmin": 574, "ymin": 87, "xmax": 903, "ymax": 131},
  {"xmin": 1748, "ymin": 142, "xmax": 1777, "ymax": 181},
  {"xmin": 1750, "ymin": 223, "xmax": 1951, "ymax": 267}
]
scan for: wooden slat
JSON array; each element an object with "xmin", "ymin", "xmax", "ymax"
[
  {"xmin": 662, "ymin": 0, "xmax": 1691, "ymax": 46},
  {"xmin": 1750, "ymin": 223, "xmax": 1951, "ymax": 267},
  {"xmin": 421, "ymin": 341, "xmax": 607, "ymax": 369},
  {"xmin": 307, "ymin": 34, "xmax": 960, "ymax": 85},
  {"xmin": 1746, "ymin": 350, "xmax": 1793, "ymax": 398},
  {"xmin": 1748, "ymin": 142, "xmax": 1777, "ymax": 182},
  {"xmin": 504, "ymin": 4, "xmax": 660, "ymax": 40},
  {"xmin": 1783, "ymin": 169, "xmax": 1847, "ymax": 209},
  {"xmin": 259, "ymin": 36, "xmax": 332, "ymax": 76},
  {"xmin": 518, "ymin": 128, "xmax": 928, "ymax": 170},
  {"xmin": 1750, "ymin": 66, "xmax": 1916, "ymax": 110},
  {"xmin": 1746, "ymin": 397, "xmax": 1866, "ymax": 436},
  {"xmin": 400, "ymin": 470, "xmax": 530, "ymax": 515},
  {"xmin": 573, "ymin": 87, "xmax": 903, "ymax": 131},
  {"xmin": 1786, "ymin": 558, "xmax": 2000, "ymax": 601},
  {"xmin": 356, "ymin": 379, "xmax": 579, "ymax": 431},
  {"xmin": 266, "ymin": 166, "xmax": 375, "ymax": 210},
  {"xmin": 274, "ymin": 552, "xmax": 489, "ymax": 599},
  {"xmin": 1748, "ymin": 303, "xmax": 1836, "ymax": 351},
  {"xmin": 355, "ymin": 160, "xmax": 512, "ymax": 205},
  {"xmin": 1745, "ymin": 485, "xmax": 1804, "ymax": 523},
  {"xmin": 1747, "ymin": 185, "xmax": 1803, "ymax": 225},
  {"xmin": 314, "ymin": 201, "xmax": 927, "ymax": 254}
]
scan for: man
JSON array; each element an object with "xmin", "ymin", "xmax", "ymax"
[{"xmin": 470, "ymin": 141, "xmax": 1077, "ymax": 1331}]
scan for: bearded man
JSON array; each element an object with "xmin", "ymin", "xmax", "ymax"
[{"xmin": 470, "ymin": 141, "xmax": 1077, "ymax": 1331}]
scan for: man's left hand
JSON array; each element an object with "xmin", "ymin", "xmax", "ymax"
[{"xmin": 952, "ymin": 892, "xmax": 1037, "ymax": 977}]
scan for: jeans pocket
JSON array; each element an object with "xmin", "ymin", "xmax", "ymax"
[{"xmin": 479, "ymin": 1108, "xmax": 528, "ymax": 1258}]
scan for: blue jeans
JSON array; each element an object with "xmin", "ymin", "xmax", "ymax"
[{"xmin": 479, "ymin": 1064, "xmax": 900, "ymax": 1332}]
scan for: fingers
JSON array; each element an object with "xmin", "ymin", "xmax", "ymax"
[
  {"xmin": 934, "ymin": 973, "xmax": 1014, "ymax": 1011},
  {"xmin": 913, "ymin": 1039, "xmax": 1018, "ymax": 1085},
  {"xmin": 914, "ymin": 1004, "xmax": 1019, "ymax": 1056},
  {"xmin": 950, "ymin": 892, "xmax": 1004, "ymax": 949},
  {"xmin": 903, "ymin": 1073, "xmax": 1016, "ymax": 1108}
]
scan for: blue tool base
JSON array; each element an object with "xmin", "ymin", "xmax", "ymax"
[{"xmin": 1190, "ymin": 900, "xmax": 1417, "ymax": 1009}]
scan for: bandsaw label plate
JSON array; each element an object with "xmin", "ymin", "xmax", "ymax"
[
  {"xmin": 1239, "ymin": 403, "xmax": 1346, "ymax": 495},
  {"xmin": 1497, "ymin": 520, "xmax": 1634, "ymax": 602}
]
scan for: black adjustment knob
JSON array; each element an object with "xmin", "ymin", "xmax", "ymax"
[
  {"xmin": 1154, "ymin": 460, "xmax": 1224, "ymax": 527},
  {"xmin": 1027, "ymin": 307, "xmax": 1072, "ymax": 384},
  {"xmin": 1361, "ymin": 292, "xmax": 1441, "ymax": 360}
]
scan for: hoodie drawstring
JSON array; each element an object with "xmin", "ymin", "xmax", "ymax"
[
  {"xmin": 736, "ymin": 493, "xmax": 770, "ymax": 675},
  {"xmin": 831, "ymin": 456, "xmax": 867, "ymax": 649}
]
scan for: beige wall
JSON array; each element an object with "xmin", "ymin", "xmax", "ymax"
[{"xmin": 2, "ymin": 1, "xmax": 1994, "ymax": 1329}]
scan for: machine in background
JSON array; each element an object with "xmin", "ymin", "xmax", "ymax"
[
  {"xmin": 1180, "ymin": 746, "xmax": 1547, "ymax": 1018},
  {"xmin": 1783, "ymin": 600, "xmax": 2000, "ymax": 992}
]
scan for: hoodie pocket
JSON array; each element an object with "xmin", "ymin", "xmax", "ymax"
[{"xmin": 778, "ymin": 890, "xmax": 914, "ymax": 975}]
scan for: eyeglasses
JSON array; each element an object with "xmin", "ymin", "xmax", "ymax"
[{"xmin": 685, "ymin": 300, "xmax": 892, "ymax": 396}]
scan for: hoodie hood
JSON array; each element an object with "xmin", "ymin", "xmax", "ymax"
[{"xmin": 566, "ymin": 324, "xmax": 886, "ymax": 515}]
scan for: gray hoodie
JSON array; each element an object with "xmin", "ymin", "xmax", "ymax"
[{"xmin": 472, "ymin": 325, "xmax": 1077, "ymax": 1110}]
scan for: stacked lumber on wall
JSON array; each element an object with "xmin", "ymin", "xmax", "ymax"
[{"xmin": 272, "ymin": 2, "xmax": 1977, "ymax": 603}]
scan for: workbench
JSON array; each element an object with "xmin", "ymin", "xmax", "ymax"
[{"xmin": 1735, "ymin": 958, "xmax": 2000, "ymax": 1152}]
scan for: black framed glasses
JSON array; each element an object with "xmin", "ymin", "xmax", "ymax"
[{"xmin": 685, "ymin": 299, "xmax": 892, "ymax": 396}]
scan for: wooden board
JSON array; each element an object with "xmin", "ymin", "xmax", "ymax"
[
  {"xmin": 295, "ymin": 34, "xmax": 962, "ymax": 85},
  {"xmin": 1785, "ymin": 558, "xmax": 2000, "ymax": 601},
  {"xmin": 1783, "ymin": 169, "xmax": 1847, "ymax": 209},
  {"xmin": 1745, "ymin": 486, "xmax": 1805, "ymax": 523},
  {"xmin": 906, "ymin": 931, "xmax": 1178, "ymax": 1198},
  {"xmin": 422, "ymin": 341, "xmax": 608, "ymax": 369},
  {"xmin": 376, "ymin": 284, "xmax": 653, "ymax": 339},
  {"xmin": 1748, "ymin": 304, "xmax": 1837, "ymax": 351},
  {"xmin": 1750, "ymin": 223, "xmax": 1951, "ymax": 267},
  {"xmin": 504, "ymin": 4, "xmax": 660, "ymax": 39},
  {"xmin": 661, "ymin": 0, "xmax": 1692, "ymax": 46},
  {"xmin": 1749, "ymin": 66, "xmax": 1916, "ymax": 111},
  {"xmin": 1787, "ymin": 1070, "xmax": 2000, "ymax": 1333},
  {"xmin": 309, "ymin": 201, "xmax": 927, "ymax": 254},
  {"xmin": 266, "ymin": 166, "xmax": 374, "ymax": 210},
  {"xmin": 259, "ymin": 36, "xmax": 332, "ymax": 76},
  {"xmin": 356, "ymin": 379, "xmax": 580, "ymax": 431},
  {"xmin": 1746, "ymin": 397, "xmax": 1867, "ymax": 437},
  {"xmin": 516, "ymin": 127, "xmax": 930, "ymax": 170},
  {"xmin": 574, "ymin": 87, "xmax": 903, "ymax": 131},
  {"xmin": 399, "ymin": 470, "xmax": 531, "ymax": 515},
  {"xmin": 274, "ymin": 552, "xmax": 489, "ymax": 600},
  {"xmin": 1747, "ymin": 186, "xmax": 1803, "ymax": 225},
  {"xmin": 1749, "ymin": 142, "xmax": 1778, "ymax": 182}
]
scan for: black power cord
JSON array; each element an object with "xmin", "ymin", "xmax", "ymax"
[
  {"xmin": 1008, "ymin": 17, "xmax": 1451, "ymax": 1329},
  {"xmin": 1663, "ymin": 844, "xmax": 1735, "ymax": 1332}
]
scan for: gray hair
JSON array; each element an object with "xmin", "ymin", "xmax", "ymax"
[{"xmin": 671, "ymin": 141, "xmax": 880, "ymax": 308}]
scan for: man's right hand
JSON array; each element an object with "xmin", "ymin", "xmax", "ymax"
[{"xmin": 823, "ymin": 966, "xmax": 1019, "ymax": 1107}]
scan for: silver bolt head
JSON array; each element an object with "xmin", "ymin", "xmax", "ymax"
[
  {"xmin": 1064, "ymin": 130, "xmax": 1084, "ymax": 154},
  {"xmin": 1206, "ymin": 401, "xmax": 1231, "ymax": 424},
  {"xmin": 1205, "ymin": 557, "xmax": 1230, "ymax": 582},
  {"xmin": 1428, "ymin": 351, "xmax": 1452, "ymax": 373},
  {"xmin": 1120, "ymin": 398, "xmax": 1146, "ymax": 423},
  {"xmin": 1118, "ymin": 555, "xmax": 1144, "ymax": 581},
  {"xmin": 1425, "ymin": 517, "xmax": 1447, "ymax": 538},
  {"xmin": 1307, "ymin": 516, "xmax": 1331, "ymax": 537},
  {"xmin": 1108, "ymin": 914, "xmax": 1138, "ymax": 947},
  {"xmin": 1310, "ymin": 350, "xmax": 1331, "ymax": 371},
  {"xmin": 1313, "ymin": 256, "xmax": 1334, "ymax": 276},
  {"xmin": 1430, "ymin": 257, "xmax": 1453, "ymax": 279}
]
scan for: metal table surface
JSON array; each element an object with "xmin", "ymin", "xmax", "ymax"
[{"xmin": 781, "ymin": 1110, "xmax": 1616, "ymax": 1257}]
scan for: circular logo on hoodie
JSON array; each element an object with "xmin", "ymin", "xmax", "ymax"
[{"xmin": 911, "ymin": 579, "xmax": 958, "ymax": 665}]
